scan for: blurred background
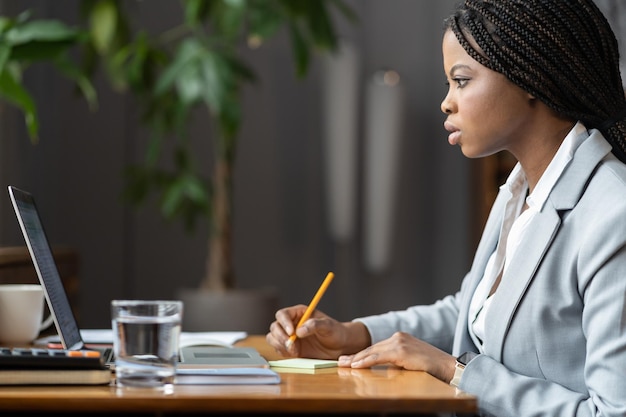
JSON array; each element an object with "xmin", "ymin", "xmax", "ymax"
[{"xmin": 0, "ymin": 0, "xmax": 624, "ymax": 330}]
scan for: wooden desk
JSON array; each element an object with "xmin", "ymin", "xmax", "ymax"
[{"xmin": 0, "ymin": 336, "xmax": 476, "ymax": 416}]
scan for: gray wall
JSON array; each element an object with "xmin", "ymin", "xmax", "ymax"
[{"xmin": 2, "ymin": 1, "xmax": 621, "ymax": 329}]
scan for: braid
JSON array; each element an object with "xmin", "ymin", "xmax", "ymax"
[{"xmin": 445, "ymin": 0, "xmax": 626, "ymax": 162}]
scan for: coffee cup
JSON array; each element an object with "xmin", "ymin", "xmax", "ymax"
[{"xmin": 0, "ymin": 284, "xmax": 54, "ymax": 344}]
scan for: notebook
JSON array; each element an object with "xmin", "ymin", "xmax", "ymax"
[{"xmin": 8, "ymin": 186, "xmax": 269, "ymax": 370}]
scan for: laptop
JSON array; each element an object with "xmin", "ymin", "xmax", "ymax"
[{"xmin": 8, "ymin": 186, "xmax": 268, "ymax": 369}]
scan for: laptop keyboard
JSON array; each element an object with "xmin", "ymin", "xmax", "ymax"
[{"xmin": 93, "ymin": 347, "xmax": 114, "ymax": 365}]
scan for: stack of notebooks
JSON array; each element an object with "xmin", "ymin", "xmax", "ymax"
[
  {"xmin": 0, "ymin": 347, "xmax": 111, "ymax": 385},
  {"xmin": 0, "ymin": 345, "xmax": 283, "ymax": 386},
  {"xmin": 1, "ymin": 332, "xmax": 283, "ymax": 386},
  {"xmin": 0, "ymin": 348, "xmax": 340, "ymax": 385}
]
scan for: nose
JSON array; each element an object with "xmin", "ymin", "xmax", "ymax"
[{"xmin": 441, "ymin": 92, "xmax": 454, "ymax": 114}]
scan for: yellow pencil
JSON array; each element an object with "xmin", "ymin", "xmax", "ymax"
[{"xmin": 286, "ymin": 272, "xmax": 335, "ymax": 349}]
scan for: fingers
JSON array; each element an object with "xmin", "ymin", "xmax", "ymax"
[
  {"xmin": 267, "ymin": 318, "xmax": 300, "ymax": 356},
  {"xmin": 267, "ymin": 304, "xmax": 345, "ymax": 360},
  {"xmin": 274, "ymin": 304, "xmax": 307, "ymax": 336},
  {"xmin": 341, "ymin": 345, "xmax": 385, "ymax": 369},
  {"xmin": 337, "ymin": 333, "xmax": 412, "ymax": 369},
  {"xmin": 337, "ymin": 354, "xmax": 355, "ymax": 367},
  {"xmin": 266, "ymin": 305, "xmax": 309, "ymax": 356},
  {"xmin": 266, "ymin": 324, "xmax": 298, "ymax": 357}
]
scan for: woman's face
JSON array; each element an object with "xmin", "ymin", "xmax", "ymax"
[{"xmin": 441, "ymin": 30, "xmax": 535, "ymax": 158}]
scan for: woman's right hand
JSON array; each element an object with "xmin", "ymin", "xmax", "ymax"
[{"xmin": 266, "ymin": 305, "xmax": 371, "ymax": 359}]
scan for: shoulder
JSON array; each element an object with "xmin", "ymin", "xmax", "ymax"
[
  {"xmin": 555, "ymin": 130, "xmax": 626, "ymax": 210},
  {"xmin": 584, "ymin": 152, "xmax": 626, "ymax": 205}
]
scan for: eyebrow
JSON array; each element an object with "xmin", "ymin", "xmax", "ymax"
[{"xmin": 449, "ymin": 64, "xmax": 472, "ymax": 75}]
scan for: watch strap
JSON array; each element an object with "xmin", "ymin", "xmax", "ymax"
[{"xmin": 450, "ymin": 352, "xmax": 478, "ymax": 387}]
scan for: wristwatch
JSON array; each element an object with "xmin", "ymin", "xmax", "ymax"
[{"xmin": 450, "ymin": 352, "xmax": 478, "ymax": 388}]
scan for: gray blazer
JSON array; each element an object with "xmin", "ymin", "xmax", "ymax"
[{"xmin": 358, "ymin": 130, "xmax": 626, "ymax": 417}]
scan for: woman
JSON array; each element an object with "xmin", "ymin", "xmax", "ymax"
[{"xmin": 267, "ymin": 1, "xmax": 626, "ymax": 416}]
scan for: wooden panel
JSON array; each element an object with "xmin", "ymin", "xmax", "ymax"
[{"xmin": 0, "ymin": 246, "xmax": 80, "ymax": 322}]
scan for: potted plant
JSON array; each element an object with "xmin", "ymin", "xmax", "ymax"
[
  {"xmin": 1, "ymin": 0, "xmax": 353, "ymax": 332},
  {"xmin": 97, "ymin": 0, "xmax": 357, "ymax": 331}
]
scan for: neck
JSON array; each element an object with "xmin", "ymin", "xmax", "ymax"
[{"xmin": 510, "ymin": 116, "xmax": 575, "ymax": 193}]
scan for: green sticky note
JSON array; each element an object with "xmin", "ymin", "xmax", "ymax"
[{"xmin": 268, "ymin": 358, "xmax": 338, "ymax": 369}]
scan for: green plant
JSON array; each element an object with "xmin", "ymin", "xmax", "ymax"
[
  {"xmin": 0, "ymin": 0, "xmax": 353, "ymax": 292},
  {"xmin": 83, "ymin": 0, "xmax": 355, "ymax": 290},
  {"xmin": 0, "ymin": 10, "xmax": 95, "ymax": 142}
]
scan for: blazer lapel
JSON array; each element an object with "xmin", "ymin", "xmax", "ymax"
[
  {"xmin": 453, "ymin": 188, "xmax": 507, "ymax": 354},
  {"xmin": 484, "ymin": 208, "xmax": 560, "ymax": 361}
]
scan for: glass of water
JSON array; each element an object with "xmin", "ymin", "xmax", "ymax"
[{"xmin": 111, "ymin": 300, "xmax": 183, "ymax": 388}]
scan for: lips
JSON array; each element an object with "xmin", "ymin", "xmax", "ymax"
[{"xmin": 444, "ymin": 120, "xmax": 460, "ymax": 145}]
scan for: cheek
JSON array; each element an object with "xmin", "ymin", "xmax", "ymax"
[
  {"xmin": 459, "ymin": 92, "xmax": 492, "ymax": 127},
  {"xmin": 457, "ymin": 89, "xmax": 514, "ymax": 155},
  {"xmin": 463, "ymin": 86, "xmax": 516, "ymax": 130}
]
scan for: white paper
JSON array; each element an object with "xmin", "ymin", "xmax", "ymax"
[
  {"xmin": 35, "ymin": 330, "xmax": 248, "ymax": 348},
  {"xmin": 179, "ymin": 331, "xmax": 248, "ymax": 348}
]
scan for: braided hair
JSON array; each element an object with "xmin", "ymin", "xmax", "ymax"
[{"xmin": 445, "ymin": 0, "xmax": 626, "ymax": 162}]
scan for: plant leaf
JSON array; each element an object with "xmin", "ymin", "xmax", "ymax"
[
  {"xmin": 304, "ymin": 0, "xmax": 336, "ymax": 50},
  {"xmin": 10, "ymin": 40, "xmax": 76, "ymax": 62},
  {"xmin": 53, "ymin": 53, "xmax": 98, "ymax": 111},
  {"xmin": 162, "ymin": 177, "xmax": 186, "ymax": 218},
  {"xmin": 5, "ymin": 20, "xmax": 79, "ymax": 44},
  {"xmin": 288, "ymin": 23, "xmax": 309, "ymax": 77},
  {"xmin": 154, "ymin": 37, "xmax": 201, "ymax": 96},
  {"xmin": 183, "ymin": 0, "xmax": 211, "ymax": 27},
  {"xmin": 211, "ymin": 0, "xmax": 246, "ymax": 39},
  {"xmin": 89, "ymin": 0, "xmax": 118, "ymax": 55},
  {"xmin": 198, "ymin": 49, "xmax": 228, "ymax": 113},
  {"xmin": 247, "ymin": 1, "xmax": 284, "ymax": 40},
  {"xmin": 0, "ymin": 16, "xmax": 13, "ymax": 34},
  {"xmin": 0, "ymin": 69, "xmax": 38, "ymax": 141},
  {"xmin": 0, "ymin": 43, "xmax": 12, "ymax": 75}
]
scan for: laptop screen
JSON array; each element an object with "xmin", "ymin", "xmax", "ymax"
[{"xmin": 8, "ymin": 186, "xmax": 84, "ymax": 350}]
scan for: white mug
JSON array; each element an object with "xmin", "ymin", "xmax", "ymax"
[{"xmin": 0, "ymin": 284, "xmax": 54, "ymax": 344}]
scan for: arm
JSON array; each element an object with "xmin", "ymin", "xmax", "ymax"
[
  {"xmin": 267, "ymin": 286, "xmax": 464, "ymax": 361},
  {"xmin": 355, "ymin": 291, "xmax": 462, "ymax": 352}
]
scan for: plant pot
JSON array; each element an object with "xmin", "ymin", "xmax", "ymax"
[{"xmin": 176, "ymin": 288, "xmax": 279, "ymax": 334}]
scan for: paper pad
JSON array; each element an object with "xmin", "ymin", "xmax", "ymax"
[{"xmin": 268, "ymin": 358, "xmax": 338, "ymax": 369}]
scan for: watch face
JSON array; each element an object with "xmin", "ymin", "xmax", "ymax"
[{"xmin": 458, "ymin": 352, "xmax": 478, "ymax": 366}]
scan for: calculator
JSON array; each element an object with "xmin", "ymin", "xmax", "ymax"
[{"xmin": 0, "ymin": 348, "xmax": 107, "ymax": 370}]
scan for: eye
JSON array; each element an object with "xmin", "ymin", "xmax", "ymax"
[{"xmin": 452, "ymin": 77, "xmax": 469, "ymax": 88}]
